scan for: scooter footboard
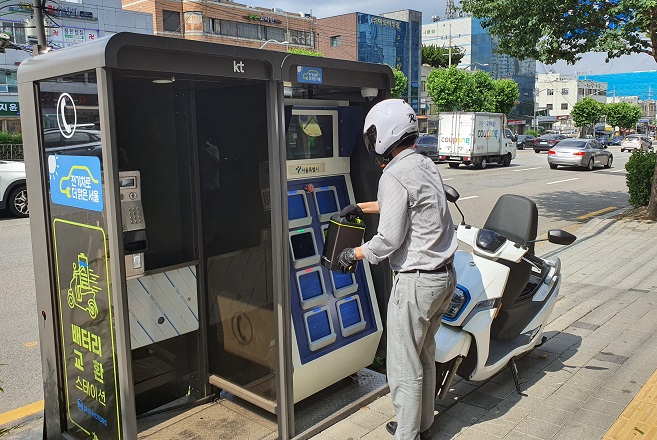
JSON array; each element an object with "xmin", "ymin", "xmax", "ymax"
[{"xmin": 435, "ymin": 324, "xmax": 472, "ymax": 363}]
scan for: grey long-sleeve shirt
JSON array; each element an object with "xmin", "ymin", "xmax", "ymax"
[{"xmin": 361, "ymin": 148, "xmax": 457, "ymax": 272}]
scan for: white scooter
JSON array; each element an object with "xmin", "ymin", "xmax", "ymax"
[{"xmin": 434, "ymin": 186, "xmax": 576, "ymax": 398}]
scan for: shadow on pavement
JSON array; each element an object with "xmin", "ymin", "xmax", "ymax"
[
  {"xmin": 531, "ymin": 190, "xmax": 628, "ymax": 222},
  {"xmin": 429, "ymin": 332, "xmax": 583, "ymax": 438}
]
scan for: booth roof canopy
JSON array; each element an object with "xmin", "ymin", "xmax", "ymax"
[{"xmin": 18, "ymin": 32, "xmax": 392, "ymax": 91}]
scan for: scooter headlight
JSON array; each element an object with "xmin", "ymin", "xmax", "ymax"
[{"xmin": 443, "ymin": 286, "xmax": 469, "ymax": 320}]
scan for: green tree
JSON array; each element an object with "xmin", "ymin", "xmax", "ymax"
[
  {"xmin": 425, "ymin": 67, "xmax": 519, "ymax": 115},
  {"xmin": 460, "ymin": 0, "xmax": 657, "ymax": 65},
  {"xmin": 421, "ymin": 45, "xmax": 465, "ymax": 68},
  {"xmin": 391, "ymin": 68, "xmax": 408, "ymax": 99},
  {"xmin": 571, "ymin": 98, "xmax": 605, "ymax": 136},
  {"xmin": 606, "ymin": 102, "xmax": 643, "ymax": 131},
  {"xmin": 288, "ymin": 47, "xmax": 323, "ymax": 57},
  {"xmin": 491, "ymin": 79, "xmax": 519, "ymax": 115}
]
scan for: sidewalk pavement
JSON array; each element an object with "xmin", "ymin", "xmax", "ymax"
[{"xmin": 310, "ymin": 214, "xmax": 657, "ymax": 440}]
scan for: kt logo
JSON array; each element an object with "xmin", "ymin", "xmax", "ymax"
[{"xmin": 233, "ymin": 60, "xmax": 245, "ymax": 73}]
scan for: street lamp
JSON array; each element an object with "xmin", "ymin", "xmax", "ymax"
[{"xmin": 259, "ymin": 39, "xmax": 289, "ymax": 49}]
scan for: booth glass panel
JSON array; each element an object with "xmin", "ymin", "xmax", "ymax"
[
  {"xmin": 38, "ymin": 72, "xmax": 123, "ymax": 440},
  {"xmin": 113, "ymin": 73, "xmax": 201, "ymax": 415},
  {"xmin": 195, "ymin": 82, "xmax": 277, "ymax": 405}
]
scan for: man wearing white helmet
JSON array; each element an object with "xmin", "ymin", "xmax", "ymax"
[{"xmin": 337, "ymin": 99, "xmax": 457, "ymax": 440}]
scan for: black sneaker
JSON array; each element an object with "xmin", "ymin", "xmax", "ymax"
[{"xmin": 385, "ymin": 421, "xmax": 431, "ymax": 440}]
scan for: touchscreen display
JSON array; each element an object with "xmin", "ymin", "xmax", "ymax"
[
  {"xmin": 291, "ymin": 232, "xmax": 316, "ymax": 260},
  {"xmin": 316, "ymin": 189, "xmax": 338, "ymax": 215},
  {"xmin": 288, "ymin": 194, "xmax": 308, "ymax": 220},
  {"xmin": 307, "ymin": 310, "xmax": 331, "ymax": 341},
  {"xmin": 298, "ymin": 271, "xmax": 324, "ymax": 301}
]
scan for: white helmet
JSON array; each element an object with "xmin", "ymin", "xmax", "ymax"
[{"xmin": 363, "ymin": 99, "xmax": 419, "ymax": 162}]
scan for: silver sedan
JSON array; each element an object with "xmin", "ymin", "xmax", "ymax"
[{"xmin": 547, "ymin": 138, "xmax": 613, "ymax": 170}]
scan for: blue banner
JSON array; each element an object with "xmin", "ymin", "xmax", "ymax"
[
  {"xmin": 297, "ymin": 66, "xmax": 323, "ymax": 84},
  {"xmin": 49, "ymin": 155, "xmax": 104, "ymax": 212}
]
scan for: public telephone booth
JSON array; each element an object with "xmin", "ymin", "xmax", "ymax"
[{"xmin": 18, "ymin": 33, "xmax": 393, "ymax": 439}]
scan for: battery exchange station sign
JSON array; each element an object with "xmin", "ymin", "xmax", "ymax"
[
  {"xmin": 54, "ymin": 219, "xmax": 121, "ymax": 439},
  {"xmin": 297, "ymin": 66, "xmax": 323, "ymax": 84}
]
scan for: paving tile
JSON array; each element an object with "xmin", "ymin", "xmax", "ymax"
[
  {"xmin": 541, "ymin": 394, "xmax": 585, "ymax": 413},
  {"xmin": 321, "ymin": 417, "xmax": 372, "ymax": 440},
  {"xmin": 348, "ymin": 406, "xmax": 393, "ymax": 431},
  {"xmin": 428, "ymin": 413, "xmax": 471, "ymax": 439},
  {"xmin": 580, "ymin": 397, "xmax": 626, "ymax": 418},
  {"xmin": 359, "ymin": 422, "xmax": 391, "ymax": 440},
  {"xmin": 484, "ymin": 404, "xmax": 531, "ymax": 424},
  {"xmin": 452, "ymin": 427, "xmax": 500, "ymax": 439},
  {"xmin": 553, "ymin": 420, "xmax": 606, "ymax": 440},
  {"xmin": 469, "ymin": 418, "xmax": 516, "ymax": 438},
  {"xmin": 444, "ymin": 402, "xmax": 489, "ymax": 424},
  {"xmin": 552, "ymin": 384, "xmax": 597, "ymax": 402},
  {"xmin": 515, "ymin": 417, "xmax": 562, "ymax": 439},
  {"xmin": 591, "ymin": 386, "xmax": 636, "ymax": 406},
  {"xmin": 477, "ymin": 381, "xmax": 517, "ymax": 400},
  {"xmin": 562, "ymin": 373, "xmax": 606, "ymax": 391},
  {"xmin": 527, "ymin": 404, "xmax": 574, "ymax": 426},
  {"xmin": 571, "ymin": 408, "xmax": 614, "ymax": 431},
  {"xmin": 364, "ymin": 395, "xmax": 396, "ymax": 418},
  {"xmin": 502, "ymin": 429, "xmax": 542, "ymax": 439},
  {"xmin": 460, "ymin": 391, "xmax": 504, "ymax": 411}
]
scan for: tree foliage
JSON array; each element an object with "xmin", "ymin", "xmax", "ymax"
[
  {"xmin": 425, "ymin": 67, "xmax": 519, "ymax": 114},
  {"xmin": 421, "ymin": 45, "xmax": 465, "ymax": 68},
  {"xmin": 391, "ymin": 68, "xmax": 408, "ymax": 99},
  {"xmin": 460, "ymin": 0, "xmax": 657, "ymax": 64},
  {"xmin": 571, "ymin": 98, "xmax": 605, "ymax": 130},
  {"xmin": 626, "ymin": 150, "xmax": 656, "ymax": 207},
  {"xmin": 606, "ymin": 102, "xmax": 643, "ymax": 130}
]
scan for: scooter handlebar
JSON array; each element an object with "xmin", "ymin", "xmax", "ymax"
[{"xmin": 457, "ymin": 225, "xmax": 528, "ymax": 263}]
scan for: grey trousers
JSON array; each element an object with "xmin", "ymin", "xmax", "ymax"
[{"xmin": 387, "ymin": 268, "xmax": 456, "ymax": 440}]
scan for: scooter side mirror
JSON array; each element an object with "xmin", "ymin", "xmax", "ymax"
[
  {"xmin": 444, "ymin": 185, "xmax": 460, "ymax": 203},
  {"xmin": 547, "ymin": 229, "xmax": 576, "ymax": 245}
]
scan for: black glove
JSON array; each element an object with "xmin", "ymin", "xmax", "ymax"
[
  {"xmin": 339, "ymin": 204, "xmax": 363, "ymax": 221},
  {"xmin": 337, "ymin": 248, "xmax": 357, "ymax": 273}
]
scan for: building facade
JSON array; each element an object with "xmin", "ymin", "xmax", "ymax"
[
  {"xmin": 317, "ymin": 10, "xmax": 422, "ymax": 111},
  {"xmin": 536, "ymin": 73, "xmax": 608, "ymax": 132},
  {"xmin": 0, "ymin": 0, "xmax": 153, "ymax": 133},
  {"xmin": 421, "ymin": 17, "xmax": 536, "ymax": 124},
  {"xmin": 121, "ymin": 0, "xmax": 316, "ymax": 52}
]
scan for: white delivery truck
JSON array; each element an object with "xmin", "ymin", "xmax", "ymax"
[{"xmin": 437, "ymin": 112, "xmax": 516, "ymax": 169}]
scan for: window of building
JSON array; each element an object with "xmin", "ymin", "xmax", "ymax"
[
  {"xmin": 561, "ymin": 88, "xmax": 569, "ymax": 95},
  {"xmin": 547, "ymin": 89, "xmax": 554, "ymax": 96},
  {"xmin": 547, "ymin": 104, "xmax": 553, "ymax": 110},
  {"xmin": 289, "ymin": 29, "xmax": 313, "ymax": 47},
  {"xmin": 2, "ymin": 22, "xmax": 26, "ymax": 45},
  {"xmin": 330, "ymin": 36, "xmax": 341, "ymax": 47},
  {"xmin": 578, "ymin": 88, "xmax": 584, "ymax": 95},
  {"xmin": 220, "ymin": 20, "xmax": 238, "ymax": 37},
  {"xmin": 266, "ymin": 26, "xmax": 285, "ymax": 42},
  {"xmin": 561, "ymin": 103, "xmax": 568, "ymax": 110},
  {"xmin": 163, "ymin": 10, "xmax": 181, "ymax": 33},
  {"xmin": 0, "ymin": 69, "xmax": 17, "ymax": 93},
  {"xmin": 237, "ymin": 22, "xmax": 261, "ymax": 39}
]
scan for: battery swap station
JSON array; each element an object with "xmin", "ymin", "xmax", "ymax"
[{"xmin": 18, "ymin": 33, "xmax": 393, "ymax": 440}]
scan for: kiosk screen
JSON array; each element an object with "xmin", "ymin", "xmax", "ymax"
[
  {"xmin": 315, "ymin": 188, "xmax": 338, "ymax": 215},
  {"xmin": 291, "ymin": 231, "xmax": 317, "ymax": 260},
  {"xmin": 287, "ymin": 114, "xmax": 335, "ymax": 160},
  {"xmin": 298, "ymin": 271, "xmax": 324, "ymax": 302},
  {"xmin": 288, "ymin": 193, "xmax": 308, "ymax": 221}
]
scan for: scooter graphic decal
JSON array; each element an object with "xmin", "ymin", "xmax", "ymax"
[{"xmin": 67, "ymin": 253, "xmax": 101, "ymax": 319}]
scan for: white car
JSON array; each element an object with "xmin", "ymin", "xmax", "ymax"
[
  {"xmin": 0, "ymin": 160, "xmax": 28, "ymax": 217},
  {"xmin": 620, "ymin": 135, "xmax": 653, "ymax": 153}
]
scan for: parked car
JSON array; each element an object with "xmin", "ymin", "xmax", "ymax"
[
  {"xmin": 596, "ymin": 135, "xmax": 611, "ymax": 147},
  {"xmin": 0, "ymin": 160, "xmax": 28, "ymax": 217},
  {"xmin": 534, "ymin": 134, "xmax": 567, "ymax": 152},
  {"xmin": 620, "ymin": 134, "xmax": 652, "ymax": 152},
  {"xmin": 43, "ymin": 128, "xmax": 102, "ymax": 157},
  {"xmin": 547, "ymin": 138, "xmax": 613, "ymax": 170},
  {"xmin": 414, "ymin": 135, "xmax": 440, "ymax": 161},
  {"xmin": 516, "ymin": 135, "xmax": 536, "ymax": 150}
]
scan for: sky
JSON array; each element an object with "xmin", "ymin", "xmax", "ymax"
[{"xmin": 271, "ymin": 0, "xmax": 657, "ymax": 75}]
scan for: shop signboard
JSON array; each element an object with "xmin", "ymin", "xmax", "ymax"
[{"xmin": 0, "ymin": 101, "xmax": 19, "ymax": 117}]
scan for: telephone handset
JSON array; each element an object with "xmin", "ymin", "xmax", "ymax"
[{"xmin": 119, "ymin": 171, "xmax": 147, "ymax": 278}]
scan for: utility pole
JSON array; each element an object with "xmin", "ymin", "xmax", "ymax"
[
  {"xmin": 31, "ymin": 0, "xmax": 48, "ymax": 54},
  {"xmin": 448, "ymin": 22, "xmax": 452, "ymax": 67},
  {"xmin": 445, "ymin": 0, "xmax": 455, "ymax": 68}
]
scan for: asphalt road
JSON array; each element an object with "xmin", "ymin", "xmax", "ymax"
[
  {"xmin": 0, "ymin": 144, "xmax": 633, "ymax": 419},
  {"xmin": 441, "ymin": 145, "xmax": 630, "ymax": 239}
]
